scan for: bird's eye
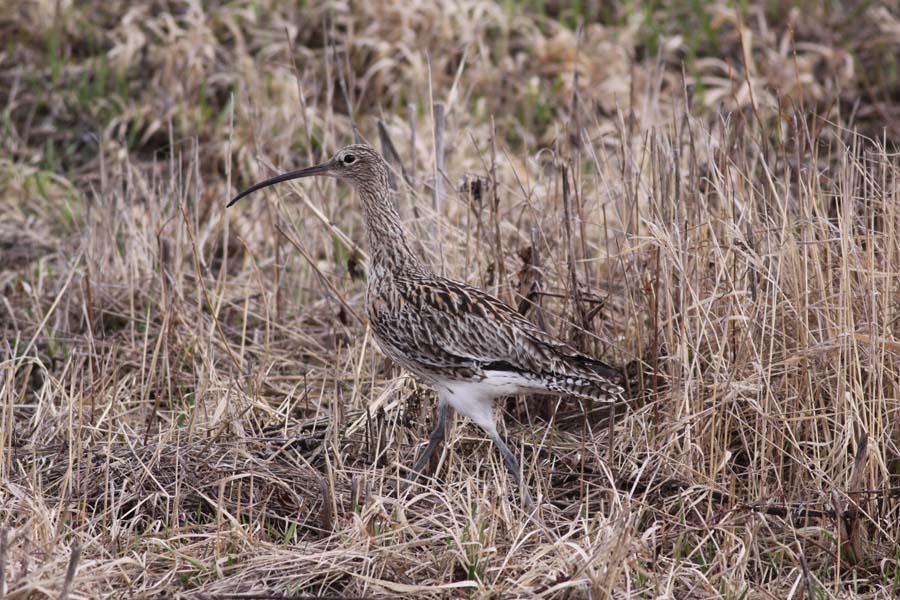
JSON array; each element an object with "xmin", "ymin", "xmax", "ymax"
[{"xmin": 343, "ymin": 154, "xmax": 356, "ymax": 165}]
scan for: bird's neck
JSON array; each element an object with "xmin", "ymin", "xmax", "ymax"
[{"xmin": 357, "ymin": 183, "xmax": 419, "ymax": 274}]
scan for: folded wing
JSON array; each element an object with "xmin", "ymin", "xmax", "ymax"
[{"xmin": 369, "ymin": 273, "xmax": 623, "ymax": 399}]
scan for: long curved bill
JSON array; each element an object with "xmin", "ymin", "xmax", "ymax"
[{"xmin": 227, "ymin": 162, "xmax": 331, "ymax": 207}]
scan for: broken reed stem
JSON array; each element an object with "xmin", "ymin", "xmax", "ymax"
[
  {"xmin": 488, "ymin": 115, "xmax": 506, "ymax": 301},
  {"xmin": 560, "ymin": 163, "xmax": 586, "ymax": 344},
  {"xmin": 406, "ymin": 104, "xmax": 421, "ymax": 222},
  {"xmin": 408, "ymin": 103, "xmax": 417, "ymax": 192},
  {"xmin": 432, "ymin": 101, "xmax": 446, "ymax": 270},
  {"xmin": 333, "ymin": 43, "xmax": 360, "ymax": 143},
  {"xmin": 318, "ymin": 475, "xmax": 334, "ymax": 534},
  {"xmin": 432, "ymin": 101, "xmax": 445, "ymax": 215}
]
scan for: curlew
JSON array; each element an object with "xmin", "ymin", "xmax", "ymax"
[{"xmin": 228, "ymin": 144, "xmax": 623, "ymax": 510}]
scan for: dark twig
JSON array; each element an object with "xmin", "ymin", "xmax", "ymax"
[
  {"xmin": 57, "ymin": 542, "xmax": 81, "ymax": 600},
  {"xmin": 0, "ymin": 528, "xmax": 8, "ymax": 599},
  {"xmin": 432, "ymin": 102, "xmax": 445, "ymax": 216},
  {"xmin": 797, "ymin": 543, "xmax": 815, "ymax": 600},
  {"xmin": 377, "ymin": 120, "xmax": 411, "ymax": 190}
]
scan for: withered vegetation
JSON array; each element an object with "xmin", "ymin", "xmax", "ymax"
[{"xmin": 2, "ymin": 1, "xmax": 900, "ymax": 598}]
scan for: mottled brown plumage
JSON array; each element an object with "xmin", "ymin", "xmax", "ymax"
[{"xmin": 229, "ymin": 143, "xmax": 624, "ymax": 510}]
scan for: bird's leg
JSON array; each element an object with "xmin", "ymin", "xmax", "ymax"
[
  {"xmin": 486, "ymin": 428, "xmax": 535, "ymax": 512},
  {"xmin": 402, "ymin": 397, "xmax": 449, "ymax": 488}
]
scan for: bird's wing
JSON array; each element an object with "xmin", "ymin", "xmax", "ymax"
[{"xmin": 370, "ymin": 273, "xmax": 622, "ymax": 392}]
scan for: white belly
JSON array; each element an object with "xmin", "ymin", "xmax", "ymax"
[{"xmin": 437, "ymin": 370, "xmax": 549, "ymax": 432}]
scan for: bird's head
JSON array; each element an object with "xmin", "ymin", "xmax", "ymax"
[{"xmin": 227, "ymin": 144, "xmax": 386, "ymax": 207}]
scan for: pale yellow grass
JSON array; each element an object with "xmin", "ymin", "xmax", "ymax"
[{"xmin": 2, "ymin": 1, "xmax": 900, "ymax": 598}]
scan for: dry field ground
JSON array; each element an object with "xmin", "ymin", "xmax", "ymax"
[{"xmin": 3, "ymin": 1, "xmax": 900, "ymax": 598}]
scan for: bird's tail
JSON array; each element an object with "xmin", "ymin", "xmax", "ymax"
[
  {"xmin": 569, "ymin": 355, "xmax": 624, "ymax": 384},
  {"xmin": 542, "ymin": 371, "xmax": 624, "ymax": 401}
]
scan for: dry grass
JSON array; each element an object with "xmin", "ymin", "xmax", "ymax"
[{"xmin": 3, "ymin": 1, "xmax": 900, "ymax": 598}]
